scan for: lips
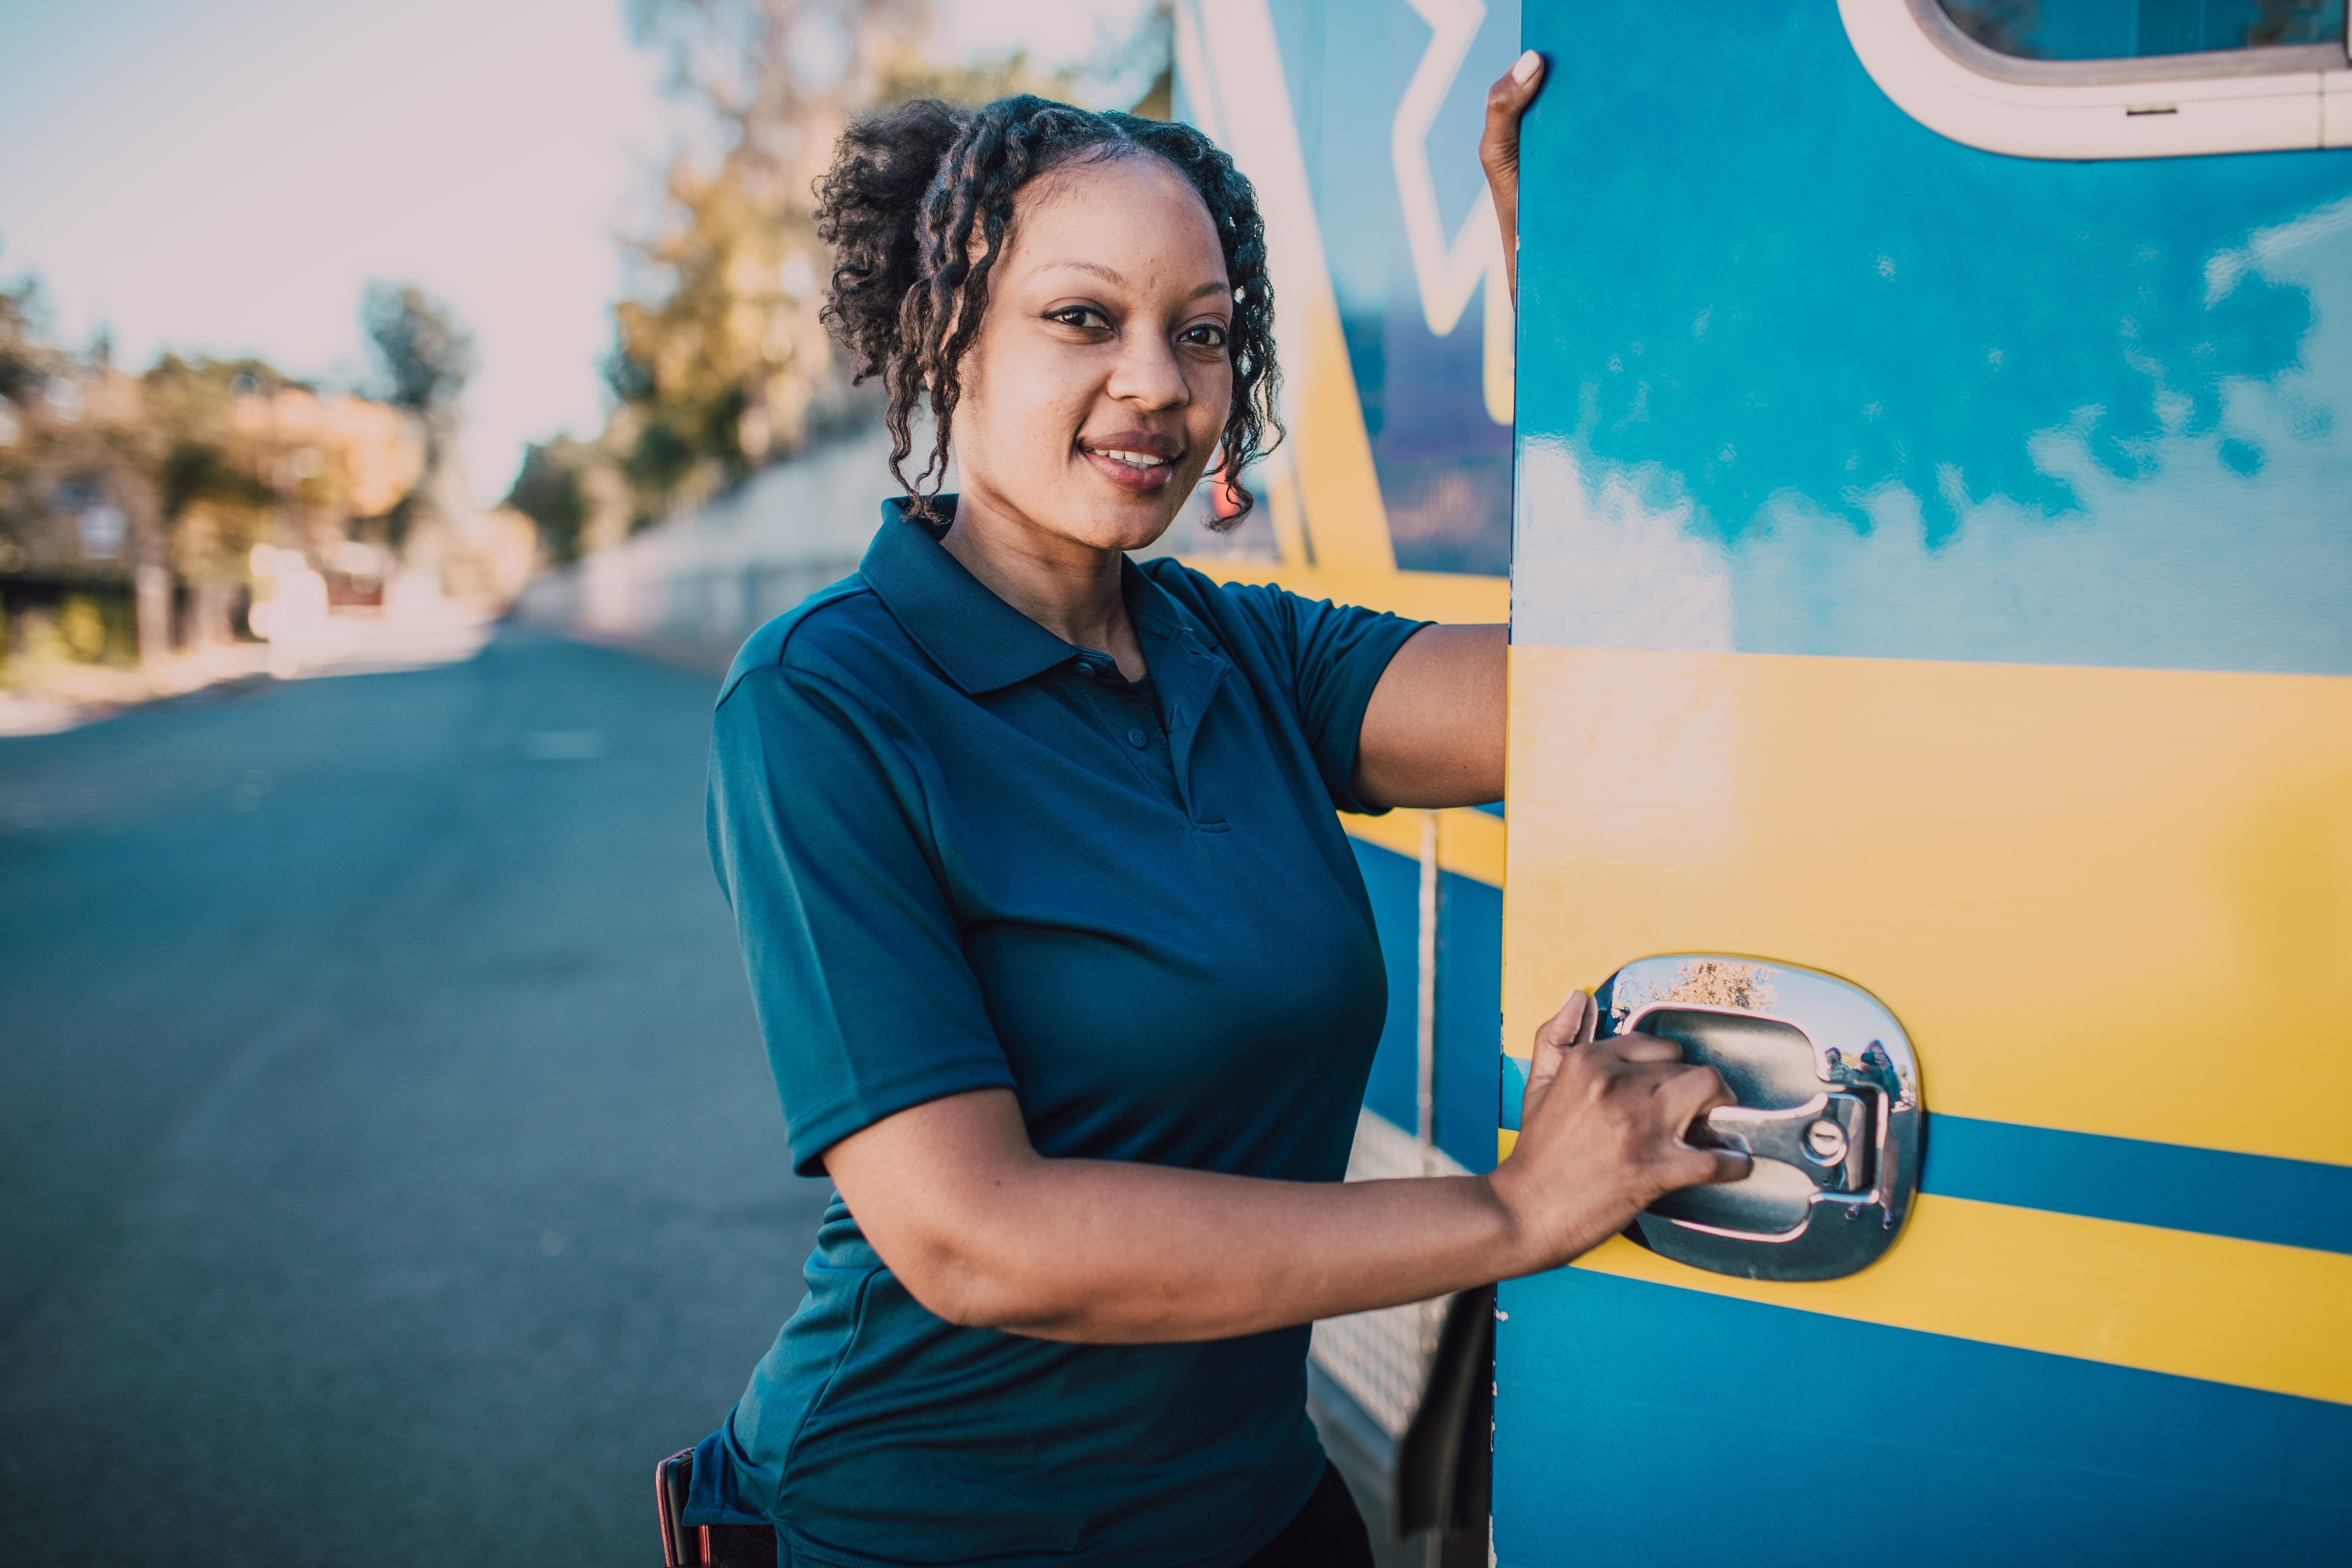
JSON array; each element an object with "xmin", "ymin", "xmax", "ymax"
[
  {"xmin": 1078, "ymin": 429, "xmax": 1185, "ymax": 495},
  {"xmin": 1094, "ymin": 448, "xmax": 1170, "ymax": 471}
]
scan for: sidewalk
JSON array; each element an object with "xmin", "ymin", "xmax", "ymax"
[{"xmin": 0, "ymin": 602, "xmax": 499, "ymax": 738}]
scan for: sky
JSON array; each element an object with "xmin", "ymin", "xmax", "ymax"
[{"xmin": 0, "ymin": 0, "xmax": 1153, "ymax": 506}]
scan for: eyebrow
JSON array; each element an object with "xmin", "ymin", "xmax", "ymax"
[{"xmin": 1037, "ymin": 259, "xmax": 1230, "ymax": 302}]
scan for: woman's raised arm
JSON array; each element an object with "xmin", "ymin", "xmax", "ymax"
[{"xmin": 1348, "ymin": 54, "xmax": 1546, "ymax": 813}]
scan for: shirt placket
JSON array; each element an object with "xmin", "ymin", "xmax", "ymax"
[{"xmin": 1066, "ymin": 654, "xmax": 1185, "ymax": 815}]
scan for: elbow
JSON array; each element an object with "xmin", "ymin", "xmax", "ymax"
[{"xmin": 884, "ymin": 1227, "xmax": 1071, "ymax": 1336}]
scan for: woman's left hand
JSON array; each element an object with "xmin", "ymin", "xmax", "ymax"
[{"xmin": 1483, "ymin": 49, "xmax": 1546, "ymax": 306}]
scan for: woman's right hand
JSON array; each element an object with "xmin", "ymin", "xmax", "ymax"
[{"xmin": 1485, "ymin": 991, "xmax": 1753, "ymax": 1272}]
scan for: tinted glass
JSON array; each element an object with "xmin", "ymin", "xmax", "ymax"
[{"xmin": 1939, "ymin": 0, "xmax": 2346, "ymax": 58}]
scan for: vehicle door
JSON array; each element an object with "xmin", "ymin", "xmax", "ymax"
[{"xmin": 1497, "ymin": 3, "xmax": 2352, "ymax": 1563}]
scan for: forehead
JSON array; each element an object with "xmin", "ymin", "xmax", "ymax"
[{"xmin": 1005, "ymin": 152, "xmax": 1228, "ymax": 287}]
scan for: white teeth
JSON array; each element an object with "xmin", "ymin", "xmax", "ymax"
[{"xmin": 1097, "ymin": 449, "xmax": 1168, "ymax": 469}]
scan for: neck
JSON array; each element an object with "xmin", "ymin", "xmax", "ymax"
[{"xmin": 940, "ymin": 491, "xmax": 1147, "ymax": 677}]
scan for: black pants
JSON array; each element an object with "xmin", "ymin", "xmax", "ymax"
[
  {"xmin": 1238, "ymin": 1462, "xmax": 1377, "ymax": 1568},
  {"xmin": 696, "ymin": 1461, "xmax": 1374, "ymax": 1568}
]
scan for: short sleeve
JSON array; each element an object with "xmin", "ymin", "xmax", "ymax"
[
  {"xmin": 1197, "ymin": 578, "xmax": 1427, "ymax": 815},
  {"xmin": 707, "ymin": 661, "xmax": 1014, "ymax": 1174}
]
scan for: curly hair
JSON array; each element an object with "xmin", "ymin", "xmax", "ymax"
[{"xmin": 812, "ymin": 95, "xmax": 1281, "ymax": 525}]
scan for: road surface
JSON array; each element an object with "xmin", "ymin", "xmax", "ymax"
[{"xmin": 0, "ymin": 629, "xmax": 827, "ymax": 1565}]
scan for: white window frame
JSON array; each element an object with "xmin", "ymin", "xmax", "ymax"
[{"xmin": 1839, "ymin": 0, "xmax": 2352, "ymax": 159}]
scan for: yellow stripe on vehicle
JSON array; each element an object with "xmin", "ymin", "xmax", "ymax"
[
  {"xmin": 1501, "ymin": 645, "xmax": 2352, "ymax": 1168},
  {"xmin": 1560, "ymin": 1193, "xmax": 2352, "ymax": 1407},
  {"xmin": 1339, "ymin": 806, "xmax": 1506, "ymax": 887}
]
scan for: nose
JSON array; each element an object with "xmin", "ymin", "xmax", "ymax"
[{"xmin": 1104, "ymin": 327, "xmax": 1190, "ymax": 412}]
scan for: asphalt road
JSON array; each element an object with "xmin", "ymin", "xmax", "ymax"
[{"xmin": 0, "ymin": 629, "xmax": 829, "ymax": 1565}]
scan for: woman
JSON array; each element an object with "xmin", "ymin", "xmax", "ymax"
[{"xmin": 689, "ymin": 54, "xmax": 1746, "ymax": 1567}]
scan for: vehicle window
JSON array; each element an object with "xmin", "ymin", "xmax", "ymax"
[{"xmin": 1938, "ymin": 0, "xmax": 2345, "ymax": 60}]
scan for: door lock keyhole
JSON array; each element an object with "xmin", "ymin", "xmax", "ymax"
[{"xmin": 1803, "ymin": 1119, "xmax": 1849, "ymax": 1165}]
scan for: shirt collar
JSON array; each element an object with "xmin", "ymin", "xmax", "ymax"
[
  {"xmin": 860, "ymin": 495, "xmax": 1226, "ymax": 694},
  {"xmin": 860, "ymin": 496, "xmax": 1079, "ymax": 695},
  {"xmin": 1120, "ymin": 554, "xmax": 1210, "ymax": 651}
]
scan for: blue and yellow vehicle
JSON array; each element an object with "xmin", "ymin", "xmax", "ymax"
[{"xmin": 1177, "ymin": 1, "xmax": 2352, "ymax": 1560}]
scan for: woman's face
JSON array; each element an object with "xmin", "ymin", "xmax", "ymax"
[{"xmin": 952, "ymin": 152, "xmax": 1235, "ymax": 555}]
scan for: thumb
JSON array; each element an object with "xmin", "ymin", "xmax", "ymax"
[
  {"xmin": 1523, "ymin": 989, "xmax": 1588, "ymax": 1121},
  {"xmin": 1481, "ymin": 50, "xmax": 1546, "ymax": 174}
]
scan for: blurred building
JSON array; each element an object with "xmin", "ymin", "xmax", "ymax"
[{"xmin": 2, "ymin": 360, "xmax": 532, "ymax": 680}]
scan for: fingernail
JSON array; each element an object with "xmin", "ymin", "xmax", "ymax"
[{"xmin": 1511, "ymin": 49, "xmax": 1542, "ymax": 84}]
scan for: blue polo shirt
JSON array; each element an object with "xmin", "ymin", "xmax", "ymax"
[{"xmin": 696, "ymin": 500, "xmax": 1426, "ymax": 1566}]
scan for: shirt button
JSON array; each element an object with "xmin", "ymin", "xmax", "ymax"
[
  {"xmin": 1126, "ymin": 727, "xmax": 1148, "ymax": 748},
  {"xmin": 1076, "ymin": 660, "xmax": 1102, "ymax": 679}
]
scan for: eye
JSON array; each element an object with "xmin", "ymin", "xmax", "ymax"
[
  {"xmin": 1180, "ymin": 321, "xmax": 1230, "ymax": 351},
  {"xmin": 1046, "ymin": 305, "xmax": 1112, "ymax": 332}
]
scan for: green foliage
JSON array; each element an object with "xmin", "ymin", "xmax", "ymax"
[
  {"xmin": 605, "ymin": 155, "xmax": 830, "ymax": 520},
  {"xmin": 530, "ymin": 2, "xmax": 1170, "ymax": 536},
  {"xmin": 362, "ymin": 282, "xmax": 475, "ymax": 547},
  {"xmin": 504, "ymin": 438, "xmax": 599, "ymax": 563},
  {"xmin": 0, "ymin": 276, "xmax": 424, "ymax": 604},
  {"xmin": 598, "ymin": 1, "xmax": 1112, "ymax": 526},
  {"xmin": 0, "ymin": 270, "xmax": 64, "ymax": 406},
  {"xmin": 57, "ymin": 595, "xmax": 106, "ymax": 661},
  {"xmin": 363, "ymin": 284, "xmax": 474, "ymax": 417},
  {"xmin": 135, "ymin": 355, "xmax": 302, "ymax": 584}
]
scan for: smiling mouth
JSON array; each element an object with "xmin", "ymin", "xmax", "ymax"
[{"xmin": 1077, "ymin": 437, "xmax": 1184, "ymax": 493}]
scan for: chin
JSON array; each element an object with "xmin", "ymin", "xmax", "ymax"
[
  {"xmin": 1057, "ymin": 476, "xmax": 1184, "ymax": 553},
  {"xmin": 1069, "ymin": 514, "xmax": 1175, "ymax": 557}
]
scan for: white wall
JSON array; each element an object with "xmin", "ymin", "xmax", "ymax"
[{"xmin": 514, "ymin": 431, "xmax": 898, "ymax": 660}]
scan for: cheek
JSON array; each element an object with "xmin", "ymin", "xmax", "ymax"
[
  {"xmin": 961, "ymin": 338, "xmax": 1093, "ymax": 472},
  {"xmin": 1190, "ymin": 361, "xmax": 1235, "ymax": 441}
]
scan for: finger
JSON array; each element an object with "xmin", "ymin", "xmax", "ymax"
[
  {"xmin": 1591, "ymin": 1030, "xmax": 1681, "ymax": 1065},
  {"xmin": 1529, "ymin": 990, "xmax": 1590, "ymax": 1072},
  {"xmin": 1636, "ymin": 1139, "xmax": 1744, "ymax": 1202},
  {"xmin": 1704, "ymin": 1146, "xmax": 1755, "ymax": 1185},
  {"xmin": 1655, "ymin": 1063, "xmax": 1737, "ymax": 1129},
  {"xmin": 1576, "ymin": 991, "xmax": 1599, "ymax": 1045},
  {"xmin": 1522, "ymin": 990, "xmax": 1588, "ymax": 1125},
  {"xmin": 1484, "ymin": 50, "xmax": 1546, "ymax": 125}
]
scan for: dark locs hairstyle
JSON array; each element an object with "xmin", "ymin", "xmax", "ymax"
[{"xmin": 812, "ymin": 95, "xmax": 1282, "ymax": 525}]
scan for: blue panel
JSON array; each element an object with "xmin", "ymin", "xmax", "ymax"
[
  {"xmin": 1349, "ymin": 838, "xmax": 1420, "ymax": 1136},
  {"xmin": 1494, "ymin": 1269, "xmax": 2352, "ymax": 1566},
  {"xmin": 1514, "ymin": 4, "xmax": 2352, "ymax": 674},
  {"xmin": 1269, "ymin": 0, "xmax": 1520, "ymax": 575},
  {"xmin": 1346, "ymin": 849, "xmax": 1502, "ymax": 1171},
  {"xmin": 1498, "ymin": 1054, "xmax": 1527, "ymax": 1133},
  {"xmin": 1925, "ymin": 1114, "xmax": 2352, "ymax": 1254},
  {"xmin": 1493, "ymin": 1076, "xmax": 2352, "ymax": 1251},
  {"xmin": 1435, "ymin": 868, "xmax": 1502, "ymax": 1173}
]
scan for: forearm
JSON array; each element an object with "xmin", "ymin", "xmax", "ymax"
[
  {"xmin": 903, "ymin": 1157, "xmax": 1541, "ymax": 1343},
  {"xmin": 828, "ymin": 1000, "xmax": 1742, "ymax": 1344}
]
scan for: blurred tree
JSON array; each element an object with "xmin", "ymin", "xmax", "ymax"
[
  {"xmin": 2, "ymin": 267, "xmax": 427, "ymax": 662},
  {"xmin": 365, "ymin": 283, "xmax": 474, "ymax": 421},
  {"xmin": 604, "ymin": 0, "xmax": 915, "ymax": 523},
  {"xmin": 140, "ymin": 357, "xmax": 287, "ymax": 596},
  {"xmin": 503, "ymin": 2, "xmax": 1167, "ymax": 554},
  {"xmin": 600, "ymin": 0, "xmax": 1150, "ymax": 527},
  {"xmin": 0, "ymin": 271, "xmax": 64, "ymax": 409},
  {"xmin": 505, "ymin": 436, "xmax": 613, "ymax": 564},
  {"xmin": 364, "ymin": 282, "xmax": 474, "ymax": 544}
]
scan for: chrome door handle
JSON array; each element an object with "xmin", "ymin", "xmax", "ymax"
[
  {"xmin": 1599, "ymin": 958, "xmax": 1924, "ymax": 1282},
  {"xmin": 1700, "ymin": 1090, "xmax": 1873, "ymax": 1194}
]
